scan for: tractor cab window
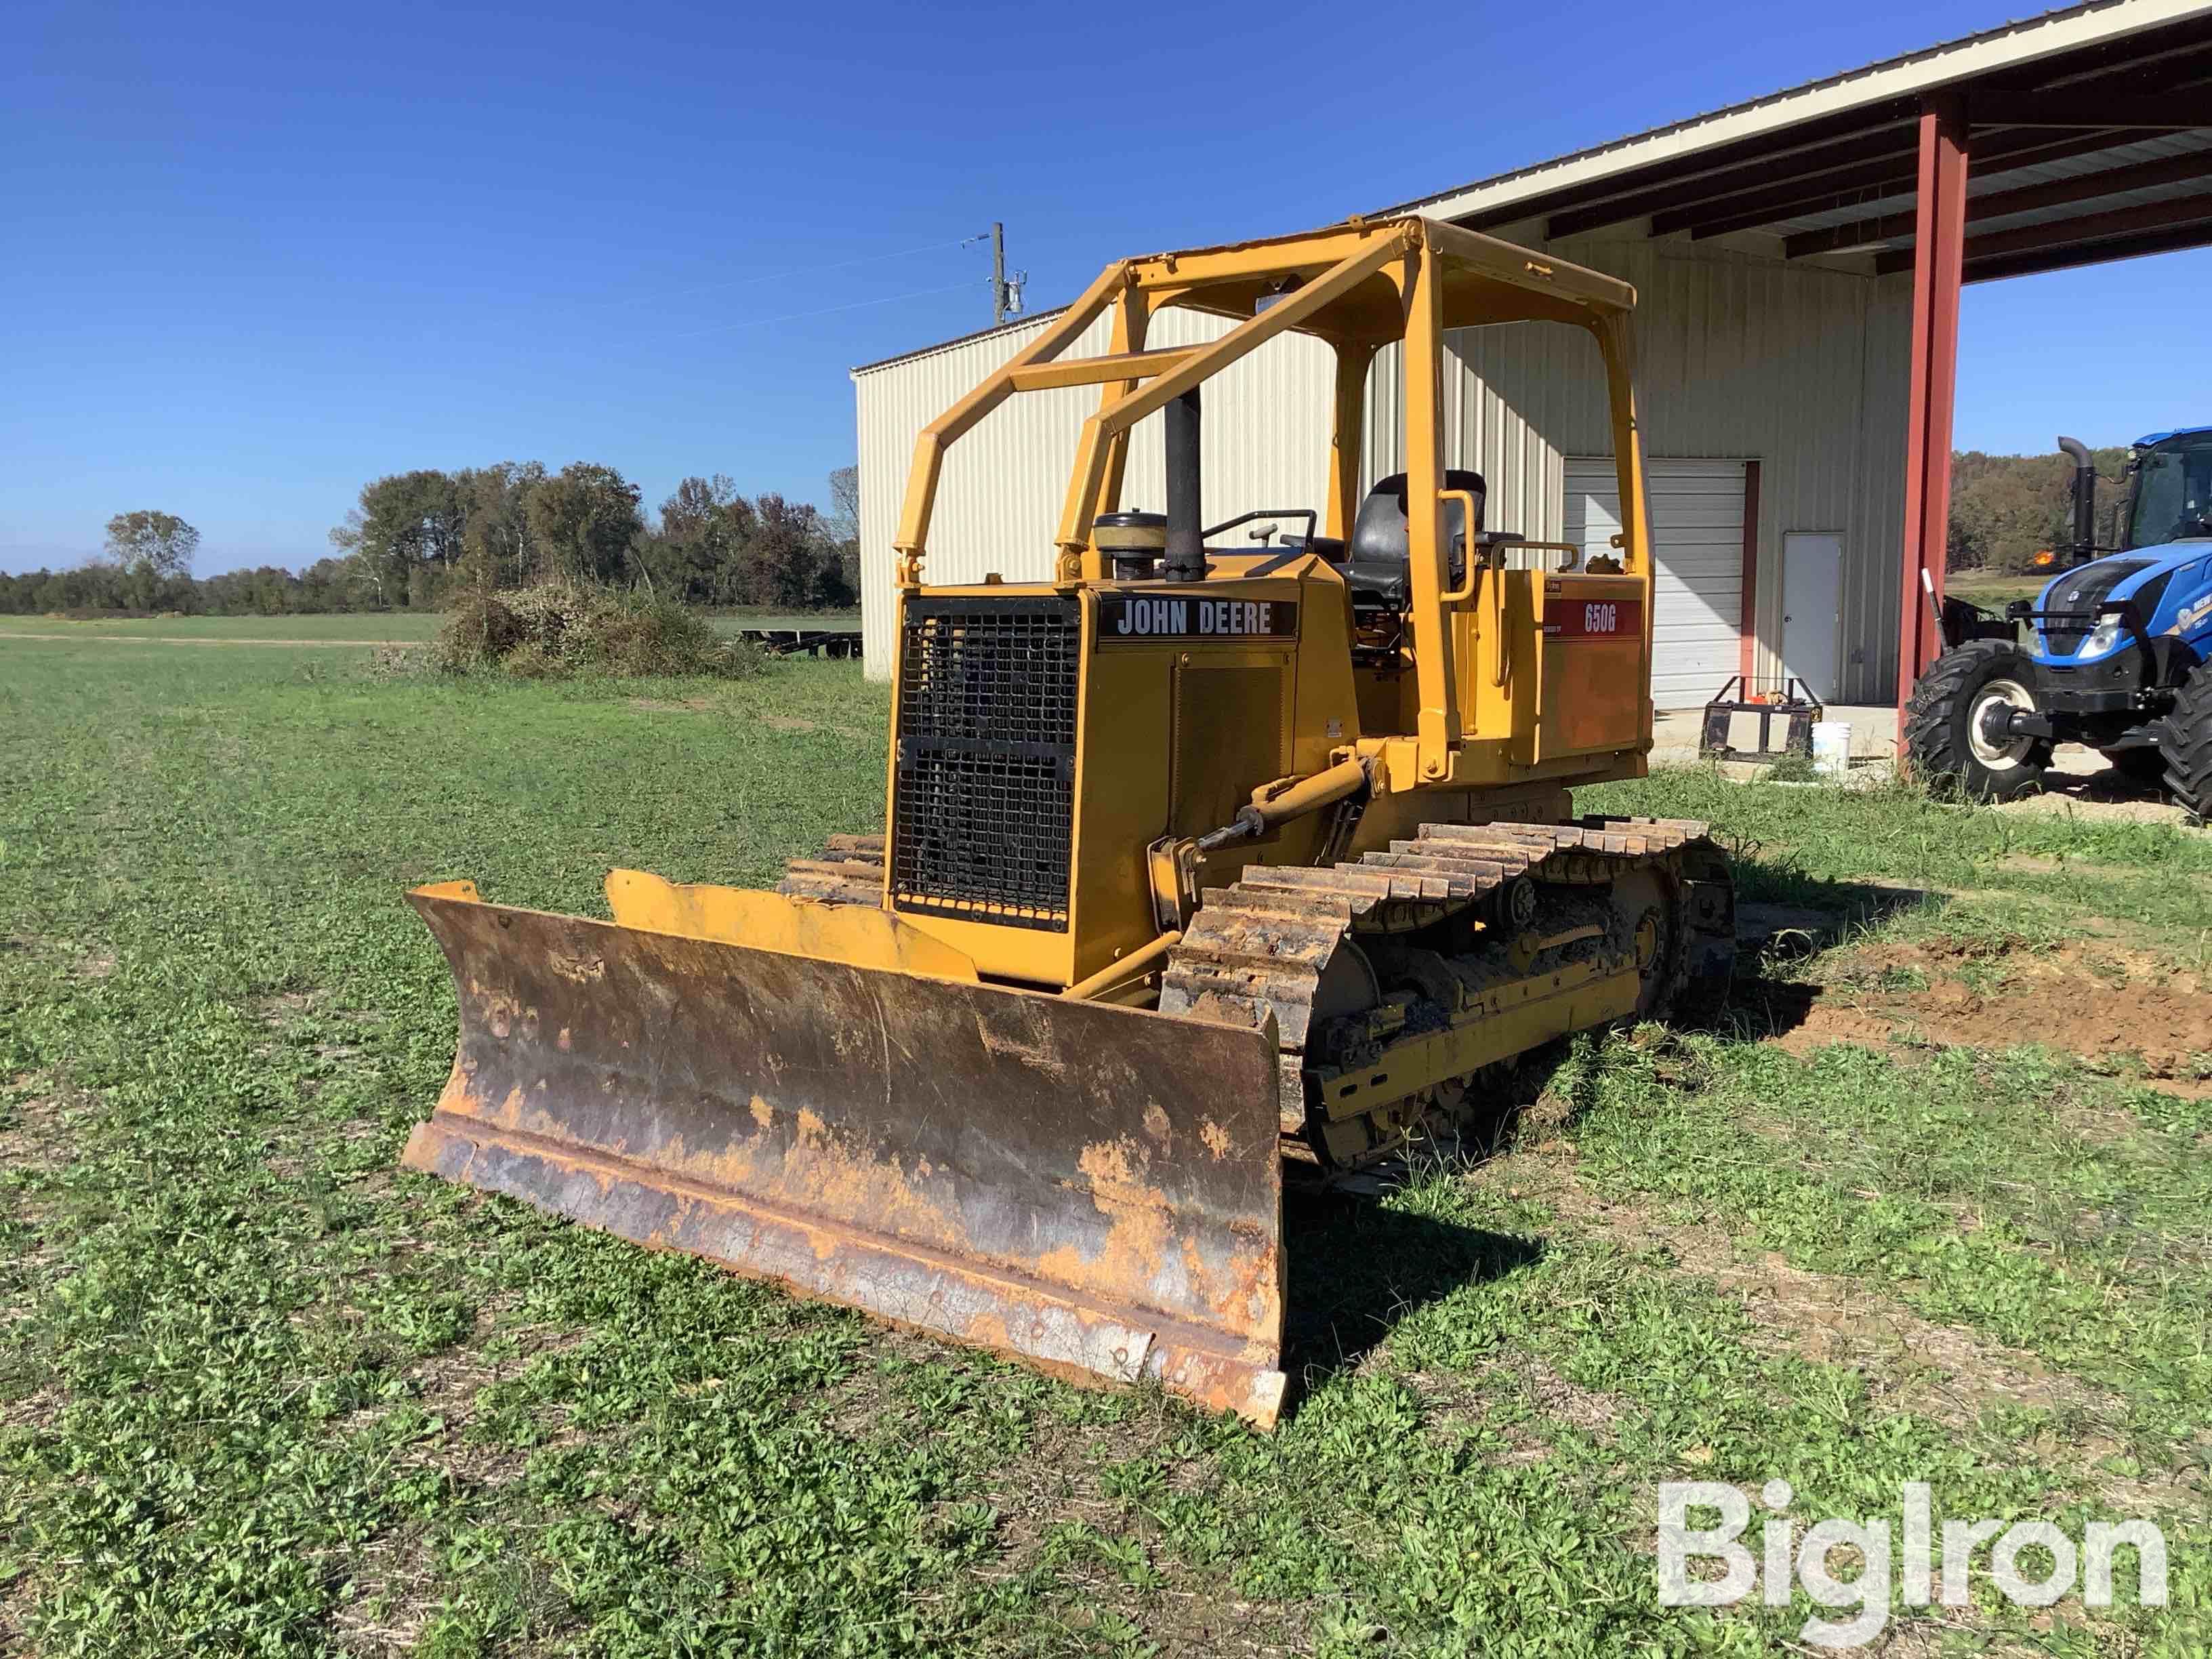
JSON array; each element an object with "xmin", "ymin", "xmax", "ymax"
[{"xmin": 2126, "ymin": 437, "xmax": 2212, "ymax": 549}]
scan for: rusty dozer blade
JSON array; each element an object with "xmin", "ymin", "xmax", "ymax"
[{"xmin": 402, "ymin": 880, "xmax": 1290, "ymax": 1426}]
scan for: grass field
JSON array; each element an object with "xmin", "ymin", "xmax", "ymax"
[
  {"xmin": 1946, "ymin": 569, "xmax": 2051, "ymax": 611},
  {"xmin": 0, "ymin": 609, "xmax": 859, "ymax": 645},
  {"xmin": 0, "ymin": 612, "xmax": 447, "ymax": 642},
  {"xmin": 3, "ymin": 634, "xmax": 2207, "ymax": 1656}
]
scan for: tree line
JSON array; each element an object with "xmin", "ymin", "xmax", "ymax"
[
  {"xmin": 2, "ymin": 445, "xmax": 2146, "ymax": 617},
  {"xmin": 0, "ymin": 464, "xmax": 862, "ymax": 617},
  {"xmin": 1948, "ymin": 444, "xmax": 2130, "ymax": 571}
]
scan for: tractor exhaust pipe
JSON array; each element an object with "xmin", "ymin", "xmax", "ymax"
[
  {"xmin": 1165, "ymin": 386, "xmax": 1206, "ymax": 581},
  {"xmin": 2057, "ymin": 436, "xmax": 2095, "ymax": 561}
]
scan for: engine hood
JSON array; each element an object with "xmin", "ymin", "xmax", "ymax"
[{"xmin": 2036, "ymin": 546, "xmax": 2208, "ymax": 657}]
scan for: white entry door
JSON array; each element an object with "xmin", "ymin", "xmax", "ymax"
[
  {"xmin": 1780, "ymin": 532, "xmax": 1844, "ymax": 701},
  {"xmin": 1565, "ymin": 458, "xmax": 1746, "ymax": 709}
]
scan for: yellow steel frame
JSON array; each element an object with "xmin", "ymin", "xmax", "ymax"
[{"xmin": 890, "ymin": 214, "xmax": 1653, "ymax": 791}]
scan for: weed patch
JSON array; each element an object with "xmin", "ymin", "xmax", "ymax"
[{"xmin": 426, "ymin": 585, "xmax": 765, "ymax": 680}]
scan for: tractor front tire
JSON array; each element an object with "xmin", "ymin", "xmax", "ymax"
[
  {"xmin": 2151, "ymin": 660, "xmax": 2212, "ymax": 818},
  {"xmin": 1903, "ymin": 640, "xmax": 2051, "ymax": 801}
]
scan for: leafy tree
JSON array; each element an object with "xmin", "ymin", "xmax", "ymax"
[
  {"xmin": 826, "ymin": 466, "xmax": 861, "ymax": 601},
  {"xmin": 103, "ymin": 510, "xmax": 200, "ymax": 578},
  {"xmin": 298, "ymin": 556, "xmax": 374, "ymax": 612},
  {"xmin": 455, "ymin": 462, "xmax": 546, "ymax": 592},
  {"xmin": 329, "ymin": 470, "xmax": 466, "ymax": 607},
  {"xmin": 1948, "ymin": 445, "xmax": 2129, "ymax": 571},
  {"xmin": 7, "ymin": 459, "xmax": 860, "ymax": 619},
  {"xmin": 640, "ymin": 474, "xmax": 758, "ymax": 605},
  {"xmin": 525, "ymin": 463, "xmax": 643, "ymax": 585},
  {"xmin": 746, "ymin": 494, "xmax": 837, "ymax": 609}
]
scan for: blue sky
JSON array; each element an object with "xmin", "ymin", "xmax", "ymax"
[{"xmin": 5, "ymin": 0, "xmax": 2207, "ymax": 575}]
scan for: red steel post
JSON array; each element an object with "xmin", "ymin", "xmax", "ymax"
[{"xmin": 1897, "ymin": 96, "xmax": 1971, "ymax": 727}]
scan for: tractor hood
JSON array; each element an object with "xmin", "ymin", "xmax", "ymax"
[{"xmin": 2036, "ymin": 546, "xmax": 2209, "ymax": 660}]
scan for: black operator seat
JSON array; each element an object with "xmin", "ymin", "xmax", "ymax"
[{"xmin": 1339, "ymin": 470, "xmax": 1486, "ymax": 609}]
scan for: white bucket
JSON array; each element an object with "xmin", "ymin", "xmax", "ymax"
[{"xmin": 1811, "ymin": 720, "xmax": 1852, "ymax": 778}]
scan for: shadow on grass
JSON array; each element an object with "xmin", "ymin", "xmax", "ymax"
[
  {"xmin": 1269, "ymin": 872, "xmax": 1938, "ymax": 1409},
  {"xmin": 1279, "ymin": 1052, "xmax": 1565, "ymax": 1402},
  {"xmin": 1728, "ymin": 873, "xmax": 1944, "ymax": 1042},
  {"xmin": 1733, "ymin": 868, "xmax": 1939, "ymax": 933},
  {"xmin": 1283, "ymin": 1193, "xmax": 1545, "ymax": 1396}
]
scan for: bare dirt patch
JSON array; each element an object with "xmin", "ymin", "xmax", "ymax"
[
  {"xmin": 1994, "ymin": 745, "xmax": 2209, "ymax": 829},
  {"xmin": 1, "ymin": 1385, "xmax": 66, "ymax": 1433},
  {"xmin": 1769, "ymin": 939, "xmax": 2212, "ymax": 1084},
  {"xmin": 1485, "ymin": 1351, "xmax": 1624, "ymax": 1443},
  {"xmin": 1994, "ymin": 790, "xmax": 2198, "ymax": 829},
  {"xmin": 325, "ymin": 1528, "xmax": 444, "ymax": 1657},
  {"xmin": 0, "ymin": 1085, "xmax": 79, "ymax": 1175},
  {"xmin": 255, "ymin": 988, "xmax": 321, "ymax": 1025},
  {"xmin": 628, "ymin": 695, "xmax": 714, "ymax": 714}
]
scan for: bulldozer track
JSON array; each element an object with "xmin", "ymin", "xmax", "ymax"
[
  {"xmin": 777, "ymin": 818, "xmax": 1733, "ymax": 1173},
  {"xmin": 1158, "ymin": 817, "xmax": 1730, "ymax": 1163},
  {"xmin": 778, "ymin": 833, "xmax": 886, "ymax": 906}
]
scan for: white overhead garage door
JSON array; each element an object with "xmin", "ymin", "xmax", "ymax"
[{"xmin": 1564, "ymin": 458, "xmax": 1745, "ymax": 710}]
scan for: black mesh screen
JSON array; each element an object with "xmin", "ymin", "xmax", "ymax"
[{"xmin": 892, "ymin": 596, "xmax": 1080, "ymax": 931}]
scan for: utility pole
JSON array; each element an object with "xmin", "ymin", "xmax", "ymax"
[
  {"xmin": 991, "ymin": 222, "xmax": 1008, "ymax": 325},
  {"xmin": 989, "ymin": 222, "xmax": 1025, "ymax": 325}
]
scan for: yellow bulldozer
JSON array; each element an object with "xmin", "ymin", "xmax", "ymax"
[{"xmin": 403, "ymin": 216, "xmax": 1734, "ymax": 1428}]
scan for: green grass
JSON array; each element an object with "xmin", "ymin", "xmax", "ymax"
[
  {"xmin": 0, "ymin": 611, "xmax": 443, "ymax": 641},
  {"xmin": 2, "ymin": 644, "xmax": 2205, "ymax": 1655},
  {"xmin": 1946, "ymin": 570, "xmax": 2049, "ymax": 611},
  {"xmin": 0, "ymin": 607, "xmax": 859, "ymax": 644},
  {"xmin": 1585, "ymin": 766, "xmax": 2212, "ymax": 943}
]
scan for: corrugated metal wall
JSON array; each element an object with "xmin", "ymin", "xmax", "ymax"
[
  {"xmin": 854, "ymin": 239, "xmax": 1913, "ymax": 703},
  {"xmin": 852, "ymin": 308, "xmax": 1333, "ymax": 674}
]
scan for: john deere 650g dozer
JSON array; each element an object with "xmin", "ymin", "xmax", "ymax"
[{"xmin": 405, "ymin": 216, "xmax": 1734, "ymax": 1427}]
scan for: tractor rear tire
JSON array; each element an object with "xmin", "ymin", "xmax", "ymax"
[
  {"xmin": 2151, "ymin": 660, "xmax": 2212, "ymax": 819},
  {"xmin": 1903, "ymin": 640, "xmax": 2052, "ymax": 801}
]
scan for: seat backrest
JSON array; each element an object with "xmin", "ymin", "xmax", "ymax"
[{"xmin": 1346, "ymin": 470, "xmax": 1487, "ymax": 570}]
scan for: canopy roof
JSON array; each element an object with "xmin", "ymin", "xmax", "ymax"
[
  {"xmin": 1120, "ymin": 216, "xmax": 1634, "ymax": 344},
  {"xmin": 1381, "ymin": 0, "xmax": 2212, "ymax": 284}
]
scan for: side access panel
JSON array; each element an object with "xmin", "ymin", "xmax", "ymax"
[{"xmin": 1535, "ymin": 573, "xmax": 1648, "ymax": 760}]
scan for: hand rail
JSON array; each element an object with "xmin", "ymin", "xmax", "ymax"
[{"xmin": 1437, "ymin": 491, "xmax": 1485, "ymax": 602}]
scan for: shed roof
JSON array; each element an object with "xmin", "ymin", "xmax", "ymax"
[
  {"xmin": 1381, "ymin": 0, "xmax": 2212, "ymax": 283},
  {"xmin": 851, "ymin": 312, "xmax": 1061, "ymax": 377},
  {"xmin": 859, "ymin": 2, "xmax": 2212, "ymax": 375}
]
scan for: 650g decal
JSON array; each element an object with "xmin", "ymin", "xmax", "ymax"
[{"xmin": 1543, "ymin": 595, "xmax": 1643, "ymax": 640}]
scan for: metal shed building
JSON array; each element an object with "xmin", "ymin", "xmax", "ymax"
[{"xmin": 852, "ymin": 0, "xmax": 2212, "ymax": 707}]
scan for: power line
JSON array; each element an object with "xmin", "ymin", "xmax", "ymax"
[{"xmin": 666, "ymin": 277, "xmax": 983, "ymax": 339}]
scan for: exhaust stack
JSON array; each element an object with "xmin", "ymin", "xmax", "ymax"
[
  {"xmin": 1164, "ymin": 386, "xmax": 1206, "ymax": 581},
  {"xmin": 2057, "ymin": 436, "xmax": 2096, "ymax": 561}
]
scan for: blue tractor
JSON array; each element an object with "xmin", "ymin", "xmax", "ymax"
[{"xmin": 1906, "ymin": 428, "xmax": 2212, "ymax": 811}]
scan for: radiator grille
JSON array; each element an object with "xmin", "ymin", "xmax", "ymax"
[{"xmin": 892, "ymin": 596, "xmax": 1080, "ymax": 932}]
